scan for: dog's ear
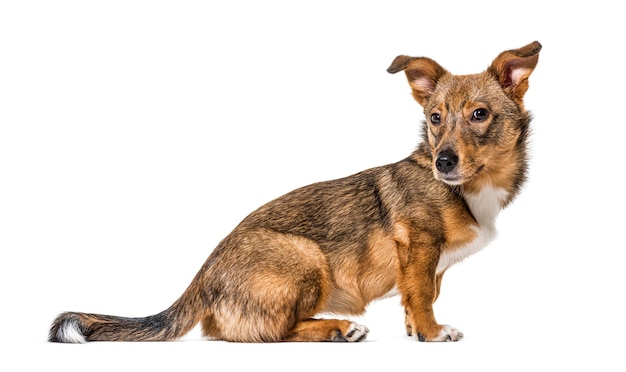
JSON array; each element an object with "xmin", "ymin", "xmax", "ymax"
[
  {"xmin": 488, "ymin": 41, "xmax": 542, "ymax": 105},
  {"xmin": 387, "ymin": 56, "xmax": 448, "ymax": 107}
]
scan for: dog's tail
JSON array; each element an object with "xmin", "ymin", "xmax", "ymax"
[{"xmin": 49, "ymin": 285, "xmax": 203, "ymax": 343}]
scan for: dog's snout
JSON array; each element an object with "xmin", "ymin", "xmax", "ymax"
[{"xmin": 435, "ymin": 150, "xmax": 459, "ymax": 174}]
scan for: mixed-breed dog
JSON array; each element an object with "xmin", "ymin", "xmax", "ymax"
[{"xmin": 50, "ymin": 41, "xmax": 541, "ymax": 343}]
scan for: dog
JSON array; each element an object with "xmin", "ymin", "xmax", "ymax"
[{"xmin": 49, "ymin": 41, "xmax": 541, "ymax": 343}]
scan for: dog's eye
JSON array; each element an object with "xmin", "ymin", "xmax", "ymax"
[
  {"xmin": 430, "ymin": 113, "xmax": 441, "ymax": 125},
  {"xmin": 472, "ymin": 109, "xmax": 489, "ymax": 122}
]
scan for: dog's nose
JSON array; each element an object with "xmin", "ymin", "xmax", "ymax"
[{"xmin": 435, "ymin": 150, "xmax": 459, "ymax": 174}]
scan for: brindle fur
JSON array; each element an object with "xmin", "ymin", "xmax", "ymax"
[{"xmin": 49, "ymin": 41, "xmax": 541, "ymax": 343}]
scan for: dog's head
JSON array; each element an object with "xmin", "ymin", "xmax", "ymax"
[{"xmin": 388, "ymin": 42, "xmax": 541, "ymax": 191}]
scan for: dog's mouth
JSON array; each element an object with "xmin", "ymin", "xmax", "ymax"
[
  {"xmin": 439, "ymin": 174, "xmax": 464, "ymax": 185},
  {"xmin": 435, "ymin": 164, "xmax": 484, "ymax": 186}
]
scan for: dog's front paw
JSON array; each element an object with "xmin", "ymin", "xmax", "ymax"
[{"xmin": 417, "ymin": 325, "xmax": 464, "ymax": 342}]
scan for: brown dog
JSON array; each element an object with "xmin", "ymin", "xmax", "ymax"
[{"xmin": 49, "ymin": 41, "xmax": 541, "ymax": 343}]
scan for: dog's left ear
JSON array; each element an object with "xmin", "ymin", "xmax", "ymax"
[{"xmin": 488, "ymin": 41, "xmax": 542, "ymax": 105}]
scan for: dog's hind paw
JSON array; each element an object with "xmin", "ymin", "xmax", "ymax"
[{"xmin": 332, "ymin": 322, "xmax": 369, "ymax": 342}]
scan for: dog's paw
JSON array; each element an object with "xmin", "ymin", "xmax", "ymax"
[
  {"xmin": 417, "ymin": 325, "xmax": 463, "ymax": 342},
  {"xmin": 332, "ymin": 322, "xmax": 369, "ymax": 342}
]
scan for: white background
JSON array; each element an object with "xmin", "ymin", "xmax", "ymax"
[{"xmin": 1, "ymin": 1, "xmax": 624, "ymax": 371}]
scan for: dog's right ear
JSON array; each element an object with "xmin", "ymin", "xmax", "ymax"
[{"xmin": 387, "ymin": 56, "xmax": 448, "ymax": 107}]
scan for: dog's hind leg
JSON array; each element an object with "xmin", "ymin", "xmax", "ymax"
[
  {"xmin": 199, "ymin": 230, "xmax": 344, "ymax": 342},
  {"xmin": 283, "ymin": 318, "xmax": 369, "ymax": 342}
]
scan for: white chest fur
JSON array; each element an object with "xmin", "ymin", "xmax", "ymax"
[{"xmin": 436, "ymin": 186, "xmax": 508, "ymax": 274}]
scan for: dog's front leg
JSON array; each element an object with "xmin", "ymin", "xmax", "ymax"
[
  {"xmin": 404, "ymin": 271, "xmax": 446, "ymax": 336},
  {"xmin": 397, "ymin": 241, "xmax": 463, "ymax": 342}
]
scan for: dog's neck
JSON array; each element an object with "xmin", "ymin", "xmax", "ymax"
[
  {"xmin": 461, "ymin": 150, "xmax": 528, "ymax": 210},
  {"xmin": 461, "ymin": 185, "xmax": 508, "ymax": 227}
]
